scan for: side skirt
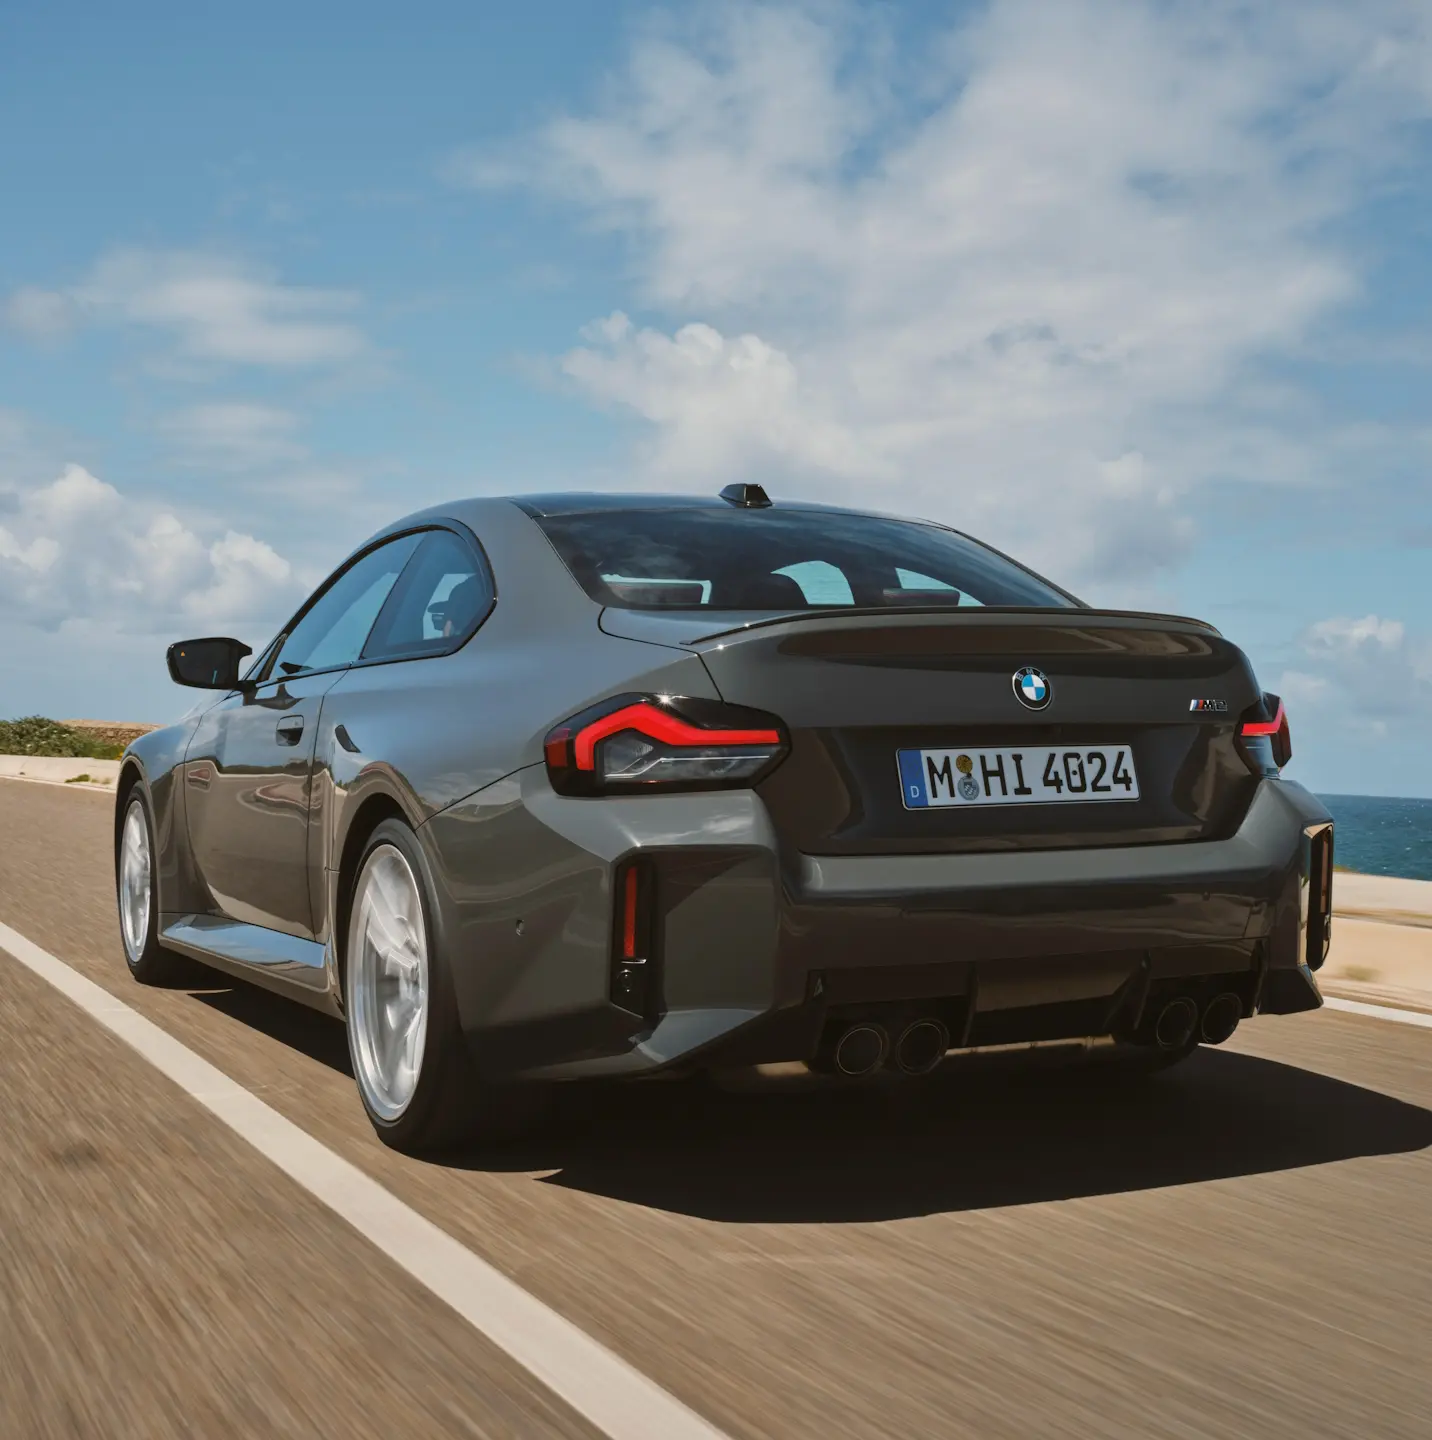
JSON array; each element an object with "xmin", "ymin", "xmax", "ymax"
[{"xmin": 159, "ymin": 913, "xmax": 344, "ymax": 1018}]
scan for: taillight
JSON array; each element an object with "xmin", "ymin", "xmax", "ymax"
[
  {"xmin": 544, "ymin": 693, "xmax": 788, "ymax": 796},
  {"xmin": 1237, "ymin": 692, "xmax": 1291, "ymax": 774}
]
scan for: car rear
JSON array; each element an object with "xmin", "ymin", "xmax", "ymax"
[{"xmin": 445, "ymin": 492, "xmax": 1334, "ymax": 1080}]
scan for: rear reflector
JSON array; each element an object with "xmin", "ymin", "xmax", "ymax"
[
  {"xmin": 620, "ymin": 864, "xmax": 640, "ymax": 960},
  {"xmin": 611, "ymin": 857, "xmax": 654, "ymax": 1016}
]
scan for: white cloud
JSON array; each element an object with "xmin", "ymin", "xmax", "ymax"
[
  {"xmin": 1280, "ymin": 613, "xmax": 1432, "ymax": 732},
  {"xmin": 0, "ymin": 464, "xmax": 304, "ymax": 635},
  {"xmin": 6, "ymin": 249, "xmax": 367, "ymax": 369},
  {"xmin": 4, "ymin": 286, "xmax": 76, "ymax": 340},
  {"xmin": 1303, "ymin": 614, "xmax": 1407, "ymax": 655},
  {"xmin": 462, "ymin": 0, "xmax": 1432, "ymax": 588},
  {"xmin": 157, "ymin": 401, "xmax": 306, "ymax": 469},
  {"xmin": 562, "ymin": 312, "xmax": 885, "ymax": 479},
  {"xmin": 1276, "ymin": 670, "xmax": 1333, "ymax": 708}
]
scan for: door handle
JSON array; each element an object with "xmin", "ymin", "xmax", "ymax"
[{"xmin": 276, "ymin": 716, "xmax": 305, "ymax": 746}]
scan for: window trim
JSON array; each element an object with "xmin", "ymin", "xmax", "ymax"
[
  {"xmin": 240, "ymin": 632, "xmax": 285, "ymax": 687},
  {"xmin": 215, "ymin": 522, "xmax": 495, "ymax": 699},
  {"xmin": 254, "ymin": 530, "xmax": 424, "ymax": 684},
  {"xmin": 355, "ymin": 524, "xmax": 497, "ymax": 668}
]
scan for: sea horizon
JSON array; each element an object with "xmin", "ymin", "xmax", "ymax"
[{"xmin": 1315, "ymin": 793, "xmax": 1432, "ymax": 883}]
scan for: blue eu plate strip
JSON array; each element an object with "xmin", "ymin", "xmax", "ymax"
[{"xmin": 897, "ymin": 749, "xmax": 928, "ymax": 808}]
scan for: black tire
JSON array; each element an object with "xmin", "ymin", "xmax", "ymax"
[
  {"xmin": 343, "ymin": 818, "xmax": 543, "ymax": 1154},
  {"xmin": 115, "ymin": 788, "xmax": 199, "ymax": 986}
]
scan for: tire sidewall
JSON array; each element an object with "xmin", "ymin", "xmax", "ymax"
[
  {"xmin": 116, "ymin": 789, "xmax": 159, "ymax": 975},
  {"xmin": 344, "ymin": 817, "xmax": 466, "ymax": 1145}
]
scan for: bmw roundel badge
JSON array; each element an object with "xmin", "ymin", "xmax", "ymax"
[{"xmin": 1012, "ymin": 666, "xmax": 1051, "ymax": 710}]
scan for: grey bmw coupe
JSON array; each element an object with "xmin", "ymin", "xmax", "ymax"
[{"xmin": 114, "ymin": 485, "xmax": 1334, "ymax": 1152}]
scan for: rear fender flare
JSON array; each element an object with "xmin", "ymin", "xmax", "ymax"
[{"xmin": 325, "ymin": 771, "xmax": 431, "ymax": 1011}]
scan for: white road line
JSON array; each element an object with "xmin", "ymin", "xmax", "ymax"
[
  {"xmin": 0, "ymin": 919, "xmax": 730, "ymax": 1440},
  {"xmin": 1324, "ymin": 995, "xmax": 1432, "ymax": 1029}
]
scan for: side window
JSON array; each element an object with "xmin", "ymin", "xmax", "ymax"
[
  {"xmin": 363, "ymin": 529, "xmax": 494, "ymax": 661},
  {"xmin": 272, "ymin": 534, "xmax": 422, "ymax": 678}
]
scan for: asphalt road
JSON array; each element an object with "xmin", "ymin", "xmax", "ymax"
[{"xmin": 1, "ymin": 779, "xmax": 1429, "ymax": 1440}]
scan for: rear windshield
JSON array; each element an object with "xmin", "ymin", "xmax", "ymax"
[{"xmin": 532, "ymin": 507, "xmax": 1075, "ymax": 610}]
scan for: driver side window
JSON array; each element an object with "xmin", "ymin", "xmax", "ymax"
[{"xmin": 271, "ymin": 534, "xmax": 422, "ymax": 679}]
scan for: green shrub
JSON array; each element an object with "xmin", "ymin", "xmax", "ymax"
[{"xmin": 0, "ymin": 716, "xmax": 126, "ymax": 760}]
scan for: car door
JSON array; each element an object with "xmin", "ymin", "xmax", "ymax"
[
  {"xmin": 183, "ymin": 533, "xmax": 422, "ymax": 939},
  {"xmin": 308, "ymin": 527, "xmax": 499, "ymax": 935}
]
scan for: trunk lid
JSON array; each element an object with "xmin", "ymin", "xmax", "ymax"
[{"xmin": 604, "ymin": 607, "xmax": 1263, "ymax": 856}]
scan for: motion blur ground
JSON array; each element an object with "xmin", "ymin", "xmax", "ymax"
[{"xmin": 3, "ymin": 778, "xmax": 1431, "ymax": 1440}]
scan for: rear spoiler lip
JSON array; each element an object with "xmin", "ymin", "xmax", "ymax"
[{"xmin": 629, "ymin": 604, "xmax": 1225, "ymax": 647}]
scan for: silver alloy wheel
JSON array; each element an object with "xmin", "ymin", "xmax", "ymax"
[
  {"xmin": 348, "ymin": 844, "xmax": 431, "ymax": 1123},
  {"xmin": 119, "ymin": 798, "xmax": 152, "ymax": 966}
]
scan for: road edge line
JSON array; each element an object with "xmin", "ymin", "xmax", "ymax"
[
  {"xmin": 1323, "ymin": 995, "xmax": 1432, "ymax": 1030},
  {"xmin": 0, "ymin": 919, "xmax": 730, "ymax": 1440}
]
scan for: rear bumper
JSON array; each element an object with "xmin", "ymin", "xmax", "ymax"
[{"xmin": 424, "ymin": 773, "xmax": 1332, "ymax": 1081}]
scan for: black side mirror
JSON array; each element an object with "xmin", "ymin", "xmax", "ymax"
[{"xmin": 166, "ymin": 637, "xmax": 253, "ymax": 690}]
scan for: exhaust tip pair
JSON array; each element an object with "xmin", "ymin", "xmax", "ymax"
[
  {"xmin": 831, "ymin": 1018, "xmax": 949, "ymax": 1078},
  {"xmin": 1152, "ymin": 992, "xmax": 1243, "ymax": 1051}
]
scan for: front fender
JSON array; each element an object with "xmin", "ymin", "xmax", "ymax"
[{"xmin": 117, "ymin": 720, "xmax": 208, "ymax": 918}]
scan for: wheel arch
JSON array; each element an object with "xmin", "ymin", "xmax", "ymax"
[
  {"xmin": 114, "ymin": 759, "xmax": 152, "ymax": 885},
  {"xmin": 115, "ymin": 759, "xmax": 146, "ymax": 832},
  {"xmin": 332, "ymin": 791, "xmax": 412, "ymax": 996}
]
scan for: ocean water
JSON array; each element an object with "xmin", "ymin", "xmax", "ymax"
[{"xmin": 1317, "ymin": 794, "xmax": 1432, "ymax": 881}]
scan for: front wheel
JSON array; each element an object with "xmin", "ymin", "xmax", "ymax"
[
  {"xmin": 116, "ymin": 790, "xmax": 196, "ymax": 986},
  {"xmin": 344, "ymin": 819, "xmax": 541, "ymax": 1153}
]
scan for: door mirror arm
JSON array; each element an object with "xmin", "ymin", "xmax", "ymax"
[{"xmin": 235, "ymin": 633, "xmax": 286, "ymax": 695}]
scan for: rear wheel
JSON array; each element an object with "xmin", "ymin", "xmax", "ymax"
[
  {"xmin": 116, "ymin": 790, "xmax": 196, "ymax": 986},
  {"xmin": 344, "ymin": 819, "xmax": 540, "ymax": 1153}
]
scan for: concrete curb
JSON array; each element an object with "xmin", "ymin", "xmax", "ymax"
[{"xmin": 0, "ymin": 756, "xmax": 121, "ymax": 786}]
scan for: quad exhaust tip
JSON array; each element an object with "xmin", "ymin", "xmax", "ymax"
[
  {"xmin": 833, "ymin": 1022, "xmax": 890, "ymax": 1077},
  {"xmin": 1201, "ymin": 992, "xmax": 1242, "ymax": 1046},
  {"xmin": 1153, "ymin": 997, "xmax": 1199, "ymax": 1051},
  {"xmin": 893, "ymin": 1018, "xmax": 950, "ymax": 1076}
]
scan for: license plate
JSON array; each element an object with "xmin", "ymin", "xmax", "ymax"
[{"xmin": 897, "ymin": 745, "xmax": 1140, "ymax": 808}]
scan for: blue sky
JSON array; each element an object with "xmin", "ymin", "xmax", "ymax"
[{"xmin": 2, "ymin": 0, "xmax": 1430, "ymax": 795}]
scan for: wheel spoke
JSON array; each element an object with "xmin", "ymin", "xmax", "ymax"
[
  {"xmin": 398, "ymin": 1004, "xmax": 422, "ymax": 1079},
  {"xmin": 349, "ymin": 845, "xmax": 429, "ymax": 1122},
  {"xmin": 363, "ymin": 878, "xmax": 410, "ymax": 970},
  {"xmin": 119, "ymin": 803, "xmax": 152, "ymax": 962}
]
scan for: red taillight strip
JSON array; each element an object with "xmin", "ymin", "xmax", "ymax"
[
  {"xmin": 1240, "ymin": 700, "xmax": 1287, "ymax": 737},
  {"xmin": 544, "ymin": 727, "xmax": 572, "ymax": 768},
  {"xmin": 571, "ymin": 702, "xmax": 781, "ymax": 771},
  {"xmin": 621, "ymin": 864, "xmax": 640, "ymax": 959}
]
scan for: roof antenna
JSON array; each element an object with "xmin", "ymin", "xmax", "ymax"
[{"xmin": 719, "ymin": 483, "xmax": 773, "ymax": 509}]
